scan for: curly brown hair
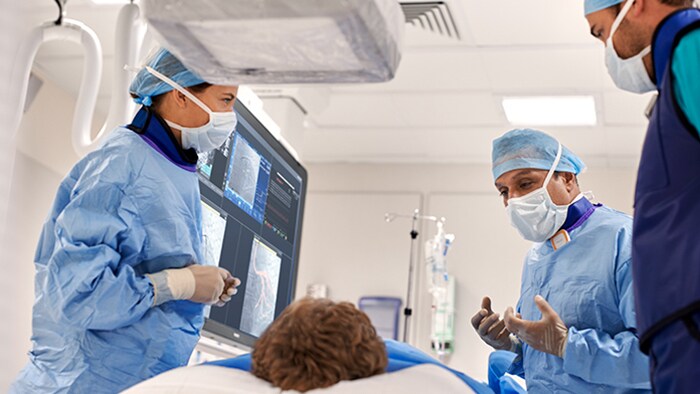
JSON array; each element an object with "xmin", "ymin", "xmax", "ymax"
[{"xmin": 251, "ymin": 297, "xmax": 388, "ymax": 392}]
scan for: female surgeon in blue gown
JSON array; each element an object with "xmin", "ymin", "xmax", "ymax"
[{"xmin": 11, "ymin": 48, "xmax": 242, "ymax": 393}]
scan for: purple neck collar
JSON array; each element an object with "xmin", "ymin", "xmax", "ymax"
[
  {"xmin": 562, "ymin": 197, "xmax": 599, "ymax": 233},
  {"xmin": 127, "ymin": 107, "xmax": 198, "ymax": 172}
]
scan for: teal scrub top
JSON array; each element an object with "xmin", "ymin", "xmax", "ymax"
[{"xmin": 672, "ymin": 29, "xmax": 700, "ymax": 135}]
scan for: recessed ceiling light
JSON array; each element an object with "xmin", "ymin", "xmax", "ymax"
[{"xmin": 502, "ymin": 96, "xmax": 597, "ymax": 126}]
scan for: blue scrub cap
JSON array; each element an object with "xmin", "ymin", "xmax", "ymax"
[
  {"xmin": 129, "ymin": 48, "xmax": 207, "ymax": 106},
  {"xmin": 584, "ymin": 0, "xmax": 624, "ymax": 15},
  {"xmin": 492, "ymin": 129, "xmax": 587, "ymax": 181}
]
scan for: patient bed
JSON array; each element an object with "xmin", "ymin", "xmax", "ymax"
[{"xmin": 122, "ymin": 363, "xmax": 481, "ymax": 393}]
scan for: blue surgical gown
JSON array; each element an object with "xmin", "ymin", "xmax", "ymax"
[
  {"xmin": 513, "ymin": 206, "xmax": 651, "ymax": 393},
  {"xmin": 11, "ymin": 126, "xmax": 205, "ymax": 393}
]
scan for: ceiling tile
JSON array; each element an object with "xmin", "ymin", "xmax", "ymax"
[
  {"xmin": 483, "ymin": 47, "xmax": 606, "ymax": 93},
  {"xmin": 603, "ymin": 126, "xmax": 647, "ymax": 157},
  {"xmin": 313, "ymin": 92, "xmax": 504, "ymax": 128},
  {"xmin": 330, "ymin": 50, "xmax": 491, "ymax": 93},
  {"xmin": 302, "ymin": 126, "xmax": 502, "ymax": 163},
  {"xmin": 460, "ymin": 0, "xmax": 593, "ymax": 46},
  {"xmin": 602, "ymin": 90, "xmax": 655, "ymax": 126},
  {"xmin": 404, "ymin": 23, "xmax": 476, "ymax": 47}
]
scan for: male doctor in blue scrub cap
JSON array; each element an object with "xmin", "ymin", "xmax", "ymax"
[
  {"xmin": 584, "ymin": 1, "xmax": 700, "ymax": 392},
  {"xmin": 471, "ymin": 129, "xmax": 651, "ymax": 393},
  {"xmin": 11, "ymin": 48, "xmax": 242, "ymax": 393}
]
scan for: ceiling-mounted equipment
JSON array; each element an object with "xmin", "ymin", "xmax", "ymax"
[
  {"xmin": 141, "ymin": 0, "xmax": 405, "ymax": 84},
  {"xmin": 9, "ymin": 2, "xmax": 147, "ymax": 156}
]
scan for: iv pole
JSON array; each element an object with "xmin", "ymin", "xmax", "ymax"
[{"xmin": 385, "ymin": 209, "xmax": 441, "ymax": 343}]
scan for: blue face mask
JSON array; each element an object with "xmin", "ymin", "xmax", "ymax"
[{"xmin": 146, "ymin": 66, "xmax": 238, "ymax": 152}]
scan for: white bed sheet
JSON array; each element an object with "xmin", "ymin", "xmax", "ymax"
[{"xmin": 122, "ymin": 363, "xmax": 475, "ymax": 393}]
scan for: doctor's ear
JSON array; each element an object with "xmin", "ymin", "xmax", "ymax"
[
  {"xmin": 170, "ymin": 89, "xmax": 189, "ymax": 109},
  {"xmin": 567, "ymin": 173, "xmax": 579, "ymax": 191},
  {"xmin": 629, "ymin": 0, "xmax": 646, "ymax": 18},
  {"xmin": 556, "ymin": 172, "xmax": 578, "ymax": 190}
]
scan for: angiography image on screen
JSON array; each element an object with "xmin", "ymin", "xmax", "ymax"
[
  {"xmin": 201, "ymin": 201, "xmax": 226, "ymax": 266},
  {"xmin": 229, "ymin": 136, "xmax": 260, "ymax": 206},
  {"xmin": 224, "ymin": 133, "xmax": 271, "ymax": 224},
  {"xmin": 240, "ymin": 237, "xmax": 282, "ymax": 337}
]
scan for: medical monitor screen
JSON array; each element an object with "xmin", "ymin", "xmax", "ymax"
[{"xmin": 198, "ymin": 100, "xmax": 306, "ymax": 349}]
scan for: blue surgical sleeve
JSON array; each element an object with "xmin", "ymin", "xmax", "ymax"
[
  {"xmin": 562, "ymin": 259, "xmax": 650, "ymax": 389},
  {"xmin": 43, "ymin": 181, "xmax": 154, "ymax": 331},
  {"xmin": 672, "ymin": 29, "xmax": 700, "ymax": 135}
]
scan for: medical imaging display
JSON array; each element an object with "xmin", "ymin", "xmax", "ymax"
[
  {"xmin": 224, "ymin": 134, "xmax": 271, "ymax": 224},
  {"xmin": 229, "ymin": 136, "xmax": 260, "ymax": 205},
  {"xmin": 240, "ymin": 238, "xmax": 282, "ymax": 337},
  {"xmin": 200, "ymin": 201, "xmax": 226, "ymax": 266},
  {"xmin": 198, "ymin": 100, "xmax": 306, "ymax": 349},
  {"xmin": 197, "ymin": 150, "xmax": 216, "ymax": 180}
]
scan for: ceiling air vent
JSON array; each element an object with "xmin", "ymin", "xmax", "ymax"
[{"xmin": 400, "ymin": 1, "xmax": 460, "ymax": 39}]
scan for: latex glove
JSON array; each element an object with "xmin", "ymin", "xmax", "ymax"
[
  {"xmin": 471, "ymin": 296, "xmax": 517, "ymax": 351},
  {"xmin": 186, "ymin": 265, "xmax": 231, "ymax": 304},
  {"xmin": 504, "ymin": 295, "xmax": 568, "ymax": 357},
  {"xmin": 215, "ymin": 275, "xmax": 242, "ymax": 307},
  {"xmin": 148, "ymin": 266, "xmax": 229, "ymax": 305}
]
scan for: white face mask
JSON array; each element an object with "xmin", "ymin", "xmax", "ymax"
[
  {"xmin": 604, "ymin": 0, "xmax": 656, "ymax": 94},
  {"xmin": 145, "ymin": 66, "xmax": 238, "ymax": 152},
  {"xmin": 505, "ymin": 144, "xmax": 570, "ymax": 243}
]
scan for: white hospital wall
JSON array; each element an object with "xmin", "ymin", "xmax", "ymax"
[
  {"xmin": 0, "ymin": 4, "xmax": 31, "ymax": 391},
  {"xmin": 297, "ymin": 162, "xmax": 638, "ymax": 381},
  {"xmin": 1, "ymin": 73, "xmax": 89, "ymax": 391}
]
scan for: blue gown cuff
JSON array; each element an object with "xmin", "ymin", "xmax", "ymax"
[{"xmin": 146, "ymin": 271, "xmax": 175, "ymax": 306}]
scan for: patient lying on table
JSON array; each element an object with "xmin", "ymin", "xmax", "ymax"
[
  {"xmin": 125, "ymin": 297, "xmax": 493, "ymax": 393},
  {"xmin": 250, "ymin": 297, "xmax": 388, "ymax": 391},
  {"xmin": 210, "ymin": 297, "xmax": 492, "ymax": 393}
]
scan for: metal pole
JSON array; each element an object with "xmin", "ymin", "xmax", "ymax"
[
  {"xmin": 402, "ymin": 209, "xmax": 419, "ymax": 343},
  {"xmin": 386, "ymin": 209, "xmax": 442, "ymax": 344}
]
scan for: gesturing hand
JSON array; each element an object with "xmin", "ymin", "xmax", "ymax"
[
  {"xmin": 215, "ymin": 275, "xmax": 241, "ymax": 307},
  {"xmin": 504, "ymin": 295, "xmax": 568, "ymax": 357},
  {"xmin": 471, "ymin": 296, "xmax": 514, "ymax": 351}
]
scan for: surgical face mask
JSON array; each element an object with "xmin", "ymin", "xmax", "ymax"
[
  {"xmin": 604, "ymin": 0, "xmax": 656, "ymax": 94},
  {"xmin": 145, "ymin": 66, "xmax": 237, "ymax": 152},
  {"xmin": 505, "ymin": 144, "xmax": 569, "ymax": 243}
]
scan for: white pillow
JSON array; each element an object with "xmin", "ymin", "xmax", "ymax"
[{"xmin": 122, "ymin": 364, "xmax": 475, "ymax": 394}]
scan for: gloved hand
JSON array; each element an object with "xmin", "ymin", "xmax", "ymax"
[
  {"xmin": 471, "ymin": 296, "xmax": 517, "ymax": 351},
  {"xmin": 504, "ymin": 295, "xmax": 568, "ymax": 357},
  {"xmin": 186, "ymin": 265, "xmax": 231, "ymax": 304},
  {"xmin": 148, "ymin": 265, "xmax": 237, "ymax": 306},
  {"xmin": 214, "ymin": 275, "xmax": 242, "ymax": 307}
]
